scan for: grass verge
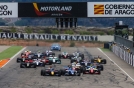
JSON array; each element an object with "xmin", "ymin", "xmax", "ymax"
[
  {"xmin": 0, "ymin": 46, "xmax": 23, "ymax": 60},
  {"xmin": 100, "ymin": 48, "xmax": 111, "ymax": 52}
]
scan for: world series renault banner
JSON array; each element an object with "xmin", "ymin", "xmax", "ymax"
[
  {"xmin": 88, "ymin": 2, "xmax": 134, "ymax": 17},
  {"xmin": 0, "ymin": 3, "xmax": 18, "ymax": 18}
]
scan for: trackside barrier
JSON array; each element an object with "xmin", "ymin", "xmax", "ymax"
[{"xmin": 112, "ymin": 45, "xmax": 134, "ymax": 67}]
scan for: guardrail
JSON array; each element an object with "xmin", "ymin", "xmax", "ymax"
[{"xmin": 111, "ymin": 45, "xmax": 134, "ymax": 67}]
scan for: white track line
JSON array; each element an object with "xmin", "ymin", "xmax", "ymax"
[
  {"xmin": 97, "ymin": 48, "xmax": 134, "ymax": 82},
  {"xmin": 1, "ymin": 47, "xmax": 27, "ymax": 68}
]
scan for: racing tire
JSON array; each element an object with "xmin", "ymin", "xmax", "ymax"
[
  {"xmin": 20, "ymin": 63, "xmax": 25, "ymax": 68},
  {"xmin": 58, "ymin": 71, "xmax": 61, "ymax": 77},
  {"xmin": 31, "ymin": 64, "xmax": 36, "ymax": 68},
  {"xmin": 60, "ymin": 69, "xmax": 65, "ymax": 76},
  {"xmin": 76, "ymin": 70, "xmax": 81, "ymax": 76},
  {"xmin": 100, "ymin": 65, "xmax": 104, "ymax": 71},
  {"xmin": 103, "ymin": 59, "xmax": 107, "ymax": 64},
  {"xmin": 41, "ymin": 70, "xmax": 44, "ymax": 76},
  {"xmin": 70, "ymin": 60, "xmax": 74, "ymax": 63},
  {"xmin": 58, "ymin": 54, "xmax": 61, "ymax": 59},
  {"xmin": 80, "ymin": 67, "xmax": 83, "ymax": 73},
  {"xmin": 49, "ymin": 61, "xmax": 53, "ymax": 65},
  {"xmin": 17, "ymin": 58, "xmax": 22, "ymax": 63},
  {"xmin": 82, "ymin": 68, "xmax": 86, "ymax": 74},
  {"xmin": 41, "ymin": 70, "xmax": 46, "ymax": 76}
]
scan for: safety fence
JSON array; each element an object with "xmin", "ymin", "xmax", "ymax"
[{"xmin": 112, "ymin": 45, "xmax": 134, "ymax": 67}]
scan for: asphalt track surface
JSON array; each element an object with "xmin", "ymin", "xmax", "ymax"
[{"xmin": 0, "ymin": 46, "xmax": 134, "ymax": 88}]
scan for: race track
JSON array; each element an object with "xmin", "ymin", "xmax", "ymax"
[{"xmin": 0, "ymin": 46, "xmax": 134, "ymax": 88}]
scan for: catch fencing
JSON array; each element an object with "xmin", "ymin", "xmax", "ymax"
[{"xmin": 111, "ymin": 45, "xmax": 134, "ymax": 67}]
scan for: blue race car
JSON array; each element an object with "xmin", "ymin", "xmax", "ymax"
[
  {"xmin": 61, "ymin": 66, "xmax": 81, "ymax": 76},
  {"xmin": 50, "ymin": 43, "xmax": 61, "ymax": 51}
]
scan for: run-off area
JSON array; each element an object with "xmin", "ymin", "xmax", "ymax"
[{"xmin": 0, "ymin": 46, "xmax": 134, "ymax": 88}]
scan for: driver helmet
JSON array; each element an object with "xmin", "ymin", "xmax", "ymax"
[{"xmin": 38, "ymin": 51, "xmax": 40, "ymax": 53}]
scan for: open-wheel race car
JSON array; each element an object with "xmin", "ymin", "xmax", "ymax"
[
  {"xmin": 80, "ymin": 59, "xmax": 104, "ymax": 71},
  {"xmin": 20, "ymin": 59, "xmax": 36, "ymax": 68},
  {"xmin": 82, "ymin": 65, "xmax": 101, "ymax": 74},
  {"xmin": 69, "ymin": 51, "xmax": 84, "ymax": 59},
  {"xmin": 32, "ymin": 58, "xmax": 46, "ymax": 67},
  {"xmin": 17, "ymin": 50, "xmax": 34, "ymax": 63},
  {"xmin": 59, "ymin": 52, "xmax": 70, "ymax": 59},
  {"xmin": 32, "ymin": 51, "xmax": 45, "ymax": 58},
  {"xmin": 47, "ymin": 56, "xmax": 61, "ymax": 64},
  {"xmin": 43, "ymin": 50, "xmax": 55, "ymax": 57},
  {"xmin": 41, "ymin": 66, "xmax": 61, "ymax": 76},
  {"xmin": 70, "ymin": 56, "xmax": 82, "ymax": 63},
  {"xmin": 17, "ymin": 54, "xmax": 27, "ymax": 63},
  {"xmin": 60, "ymin": 65, "xmax": 81, "ymax": 76},
  {"xmin": 91, "ymin": 56, "xmax": 107, "ymax": 64}
]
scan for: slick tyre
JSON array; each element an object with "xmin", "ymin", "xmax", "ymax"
[
  {"xmin": 103, "ymin": 59, "xmax": 107, "ymax": 64},
  {"xmin": 41, "ymin": 70, "xmax": 44, "ymax": 76}
]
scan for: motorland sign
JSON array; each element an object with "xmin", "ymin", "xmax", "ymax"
[
  {"xmin": 18, "ymin": 3, "xmax": 87, "ymax": 17},
  {"xmin": 0, "ymin": 3, "xmax": 18, "ymax": 18},
  {"xmin": 88, "ymin": 2, "xmax": 134, "ymax": 17}
]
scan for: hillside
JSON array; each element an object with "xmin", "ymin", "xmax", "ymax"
[{"xmin": 0, "ymin": 0, "xmax": 134, "ymax": 27}]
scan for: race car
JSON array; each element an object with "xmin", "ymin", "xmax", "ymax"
[
  {"xmin": 82, "ymin": 65, "xmax": 101, "ymax": 74},
  {"xmin": 17, "ymin": 52, "xmax": 35, "ymax": 62},
  {"xmin": 32, "ymin": 58, "xmax": 45, "ymax": 67},
  {"xmin": 71, "ymin": 62, "xmax": 83, "ymax": 73},
  {"xmin": 61, "ymin": 65, "xmax": 81, "ymax": 76},
  {"xmin": 80, "ymin": 59, "xmax": 91, "ymax": 67},
  {"xmin": 21, "ymin": 50, "xmax": 32, "ymax": 58},
  {"xmin": 50, "ymin": 43, "xmax": 61, "ymax": 51},
  {"xmin": 41, "ymin": 58, "xmax": 53, "ymax": 65},
  {"xmin": 20, "ymin": 59, "xmax": 36, "ymax": 68},
  {"xmin": 41, "ymin": 66, "xmax": 61, "ymax": 76},
  {"xmin": 58, "ymin": 52, "xmax": 70, "ymax": 59},
  {"xmin": 91, "ymin": 56, "xmax": 107, "ymax": 64},
  {"xmin": 33, "ymin": 51, "xmax": 45, "ymax": 58},
  {"xmin": 43, "ymin": 50, "xmax": 55, "ymax": 57},
  {"xmin": 69, "ymin": 51, "xmax": 84, "ymax": 59},
  {"xmin": 47, "ymin": 56, "xmax": 61, "ymax": 64},
  {"xmin": 80, "ymin": 59, "xmax": 104, "ymax": 71},
  {"xmin": 70, "ymin": 56, "xmax": 82, "ymax": 63},
  {"xmin": 17, "ymin": 54, "xmax": 27, "ymax": 63}
]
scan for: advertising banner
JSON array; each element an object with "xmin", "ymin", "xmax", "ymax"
[
  {"xmin": 0, "ymin": 3, "xmax": 18, "ymax": 18},
  {"xmin": 88, "ymin": 2, "xmax": 134, "ymax": 17},
  {"xmin": 18, "ymin": 2, "xmax": 87, "ymax": 17},
  {"xmin": 0, "ymin": 32, "xmax": 98, "ymax": 41}
]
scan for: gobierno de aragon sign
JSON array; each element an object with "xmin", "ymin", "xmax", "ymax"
[
  {"xmin": 88, "ymin": 2, "xmax": 134, "ymax": 17},
  {"xmin": 0, "ymin": 3, "xmax": 18, "ymax": 18}
]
